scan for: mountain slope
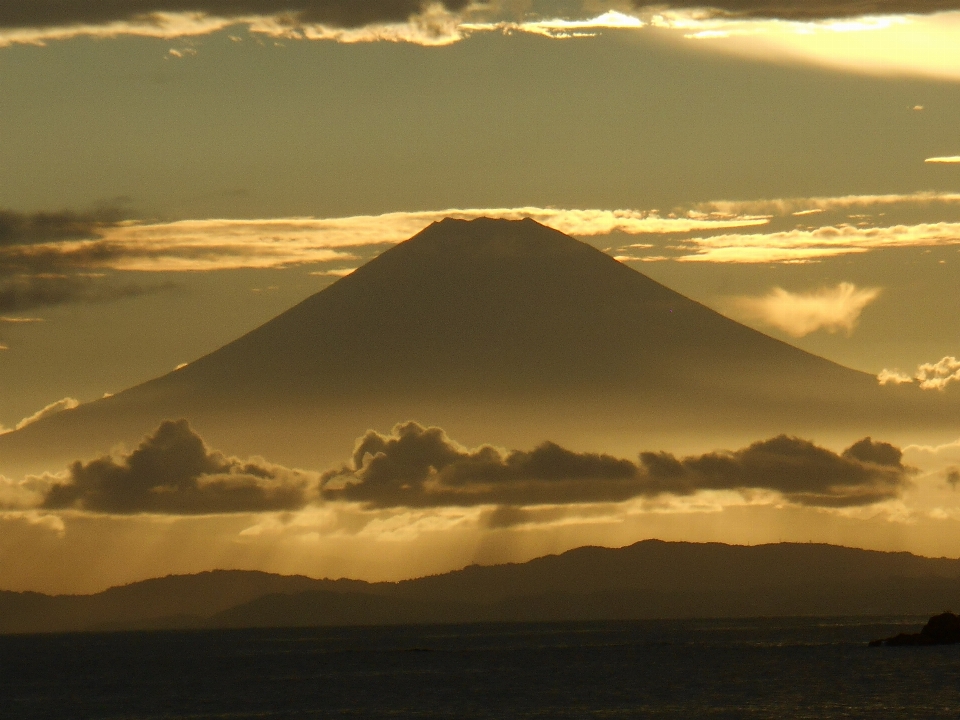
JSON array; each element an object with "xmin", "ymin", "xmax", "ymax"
[{"xmin": 0, "ymin": 217, "xmax": 949, "ymax": 475}]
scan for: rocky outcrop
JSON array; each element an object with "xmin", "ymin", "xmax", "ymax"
[{"xmin": 870, "ymin": 612, "xmax": 960, "ymax": 646}]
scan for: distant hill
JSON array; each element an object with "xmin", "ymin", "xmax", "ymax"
[
  {"xmin": 4, "ymin": 540, "xmax": 960, "ymax": 634},
  {"xmin": 0, "ymin": 217, "xmax": 952, "ymax": 477}
]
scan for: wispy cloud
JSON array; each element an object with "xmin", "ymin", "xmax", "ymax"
[
  {"xmin": 691, "ymin": 191, "xmax": 960, "ymax": 217},
  {"xmin": 676, "ymin": 222, "xmax": 960, "ymax": 263},
  {"xmin": 15, "ymin": 398, "xmax": 79, "ymax": 431},
  {"xmin": 0, "ymin": 397, "xmax": 80, "ymax": 436},
  {"xmin": 0, "ymin": 316, "xmax": 45, "ymax": 323},
  {"xmin": 731, "ymin": 282, "xmax": 881, "ymax": 337},
  {"xmin": 0, "ymin": 274, "xmax": 172, "ymax": 313},
  {"xmin": 926, "ymin": 156, "xmax": 960, "ymax": 164},
  {"xmin": 878, "ymin": 356, "xmax": 960, "ymax": 390},
  {"xmin": 0, "ymin": 2, "xmax": 471, "ymax": 48},
  {"xmin": 0, "ymin": 207, "xmax": 768, "ymax": 274}
]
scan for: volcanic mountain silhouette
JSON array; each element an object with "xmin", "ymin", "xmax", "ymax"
[{"xmin": 0, "ymin": 218, "xmax": 949, "ymax": 474}]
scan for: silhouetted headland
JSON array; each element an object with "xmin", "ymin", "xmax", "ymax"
[
  {"xmin": 5, "ymin": 540, "xmax": 960, "ymax": 634},
  {"xmin": 870, "ymin": 612, "xmax": 960, "ymax": 646}
]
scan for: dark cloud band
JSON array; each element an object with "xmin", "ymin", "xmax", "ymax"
[
  {"xmin": 321, "ymin": 422, "xmax": 911, "ymax": 509},
  {"xmin": 34, "ymin": 420, "xmax": 911, "ymax": 514},
  {"xmin": 0, "ymin": 1, "xmax": 469, "ymax": 30}
]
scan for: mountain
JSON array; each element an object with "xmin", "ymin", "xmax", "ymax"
[
  {"xmin": 0, "ymin": 217, "xmax": 951, "ymax": 476},
  {"xmin": 4, "ymin": 540, "xmax": 960, "ymax": 634}
]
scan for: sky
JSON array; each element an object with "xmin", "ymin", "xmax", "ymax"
[{"xmin": 3, "ymin": 0, "xmax": 960, "ymax": 593}]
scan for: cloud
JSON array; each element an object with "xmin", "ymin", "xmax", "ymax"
[
  {"xmin": 0, "ymin": 206, "xmax": 766, "ymax": 275},
  {"xmin": 731, "ymin": 282, "xmax": 880, "ymax": 337},
  {"xmin": 877, "ymin": 368, "xmax": 913, "ymax": 385},
  {"xmin": 321, "ymin": 422, "xmax": 911, "ymax": 509},
  {"xmin": 0, "ymin": 1, "xmax": 472, "ymax": 48},
  {"xmin": 877, "ymin": 356, "xmax": 960, "ymax": 390},
  {"xmin": 947, "ymin": 469, "xmax": 960, "ymax": 488},
  {"xmin": 9, "ymin": 194, "xmax": 960, "ymax": 283},
  {"xmin": 0, "ymin": 0, "xmax": 471, "ymax": 30},
  {"xmin": 0, "ymin": 274, "xmax": 171, "ymax": 313},
  {"xmin": 676, "ymin": 221, "xmax": 960, "ymax": 263},
  {"xmin": 926, "ymin": 156, "xmax": 960, "ymax": 164},
  {"xmin": 0, "ymin": 208, "xmax": 174, "ymax": 311},
  {"xmin": 14, "ymin": 397, "xmax": 80, "ymax": 431},
  {"xmin": 0, "ymin": 316, "xmax": 45, "ymax": 323},
  {"xmin": 40, "ymin": 419, "xmax": 315, "ymax": 514},
  {"xmin": 637, "ymin": 1, "xmax": 960, "ymax": 20},
  {"xmin": 1, "ymin": 0, "xmax": 959, "ymax": 86},
  {"xmin": 664, "ymin": 9, "xmax": 960, "ymax": 83},
  {"xmin": 692, "ymin": 190, "xmax": 960, "ymax": 217},
  {"xmin": 916, "ymin": 357, "xmax": 960, "ymax": 390},
  {"xmin": 0, "ymin": 208, "xmax": 123, "ymax": 246}
]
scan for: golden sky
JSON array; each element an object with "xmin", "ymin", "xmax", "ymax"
[{"xmin": 2, "ymin": 1, "xmax": 960, "ymax": 593}]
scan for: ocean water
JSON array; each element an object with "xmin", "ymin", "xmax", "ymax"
[{"xmin": 3, "ymin": 617, "xmax": 960, "ymax": 719}]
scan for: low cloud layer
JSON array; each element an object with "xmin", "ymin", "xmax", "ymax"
[
  {"xmin": 880, "ymin": 356, "xmax": 960, "ymax": 390},
  {"xmin": 321, "ymin": 422, "xmax": 911, "ymax": 509},
  {"xmin": 732, "ymin": 282, "xmax": 880, "ymax": 337},
  {"xmin": 40, "ymin": 419, "xmax": 315, "ymax": 514}
]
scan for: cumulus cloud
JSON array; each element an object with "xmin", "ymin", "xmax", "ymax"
[
  {"xmin": 732, "ymin": 282, "xmax": 880, "ymax": 337},
  {"xmin": 40, "ymin": 419, "xmax": 315, "ymax": 514},
  {"xmin": 878, "ymin": 356, "xmax": 960, "ymax": 390},
  {"xmin": 877, "ymin": 368, "xmax": 913, "ymax": 385},
  {"xmin": 916, "ymin": 357, "xmax": 960, "ymax": 390},
  {"xmin": 321, "ymin": 422, "xmax": 911, "ymax": 509}
]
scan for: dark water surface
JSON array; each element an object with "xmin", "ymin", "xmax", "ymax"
[{"xmin": 3, "ymin": 617, "xmax": 960, "ymax": 719}]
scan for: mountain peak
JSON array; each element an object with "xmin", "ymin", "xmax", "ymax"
[{"xmin": 383, "ymin": 216, "xmax": 590, "ymax": 263}]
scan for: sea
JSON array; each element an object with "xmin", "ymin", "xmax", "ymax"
[{"xmin": 3, "ymin": 617, "xmax": 960, "ymax": 719}]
